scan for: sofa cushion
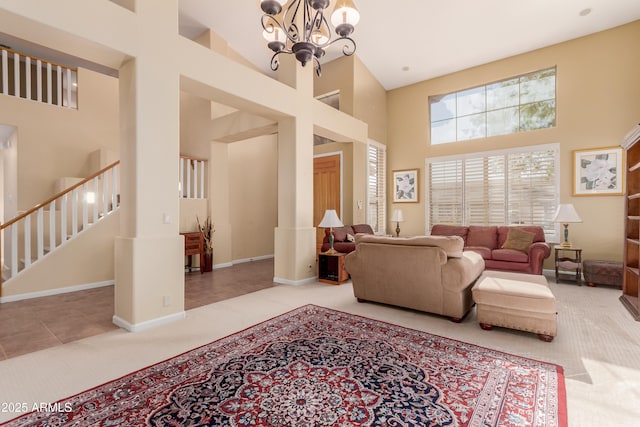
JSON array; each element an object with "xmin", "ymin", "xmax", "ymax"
[
  {"xmin": 492, "ymin": 248, "xmax": 529, "ymax": 263},
  {"xmin": 501, "ymin": 227, "xmax": 535, "ymax": 253},
  {"xmin": 430, "ymin": 224, "xmax": 469, "ymax": 241},
  {"xmin": 355, "ymin": 234, "xmax": 465, "ymax": 258},
  {"xmin": 467, "ymin": 226, "xmax": 498, "ymax": 249},
  {"xmin": 497, "ymin": 226, "xmax": 545, "ymax": 246},
  {"xmin": 464, "ymin": 246, "xmax": 493, "ymax": 260},
  {"xmin": 352, "ymin": 224, "xmax": 374, "ymax": 235}
]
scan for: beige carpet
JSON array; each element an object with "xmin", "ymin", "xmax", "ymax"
[{"xmin": 0, "ymin": 275, "xmax": 638, "ymax": 426}]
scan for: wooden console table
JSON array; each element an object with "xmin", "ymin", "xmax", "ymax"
[{"xmin": 181, "ymin": 232, "xmax": 204, "ymax": 273}]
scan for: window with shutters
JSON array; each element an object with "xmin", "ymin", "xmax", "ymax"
[
  {"xmin": 429, "ymin": 67, "xmax": 556, "ymax": 144},
  {"xmin": 426, "ymin": 143, "xmax": 559, "ymax": 242},
  {"xmin": 367, "ymin": 141, "xmax": 386, "ymax": 233}
]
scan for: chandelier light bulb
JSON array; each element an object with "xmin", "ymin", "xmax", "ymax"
[{"xmin": 331, "ymin": 0, "xmax": 360, "ymax": 27}]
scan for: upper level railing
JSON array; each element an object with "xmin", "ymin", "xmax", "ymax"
[
  {"xmin": 0, "ymin": 46, "xmax": 78, "ymax": 109},
  {"xmin": 0, "ymin": 162, "xmax": 119, "ymax": 283},
  {"xmin": 179, "ymin": 155, "xmax": 207, "ymax": 199}
]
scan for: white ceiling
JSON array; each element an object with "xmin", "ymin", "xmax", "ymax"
[{"xmin": 179, "ymin": 0, "xmax": 640, "ymax": 90}]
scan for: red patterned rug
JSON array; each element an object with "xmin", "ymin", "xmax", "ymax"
[{"xmin": 2, "ymin": 305, "xmax": 566, "ymax": 427}]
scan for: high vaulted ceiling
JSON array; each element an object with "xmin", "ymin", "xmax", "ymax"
[{"xmin": 179, "ymin": 0, "xmax": 640, "ymax": 90}]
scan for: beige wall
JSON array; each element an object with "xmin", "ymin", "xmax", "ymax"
[
  {"xmin": 0, "ymin": 67, "xmax": 119, "ymax": 209},
  {"xmin": 353, "ymin": 56, "xmax": 387, "ymax": 144},
  {"xmin": 229, "ymin": 135, "xmax": 278, "ymax": 260},
  {"xmin": 387, "ymin": 21, "xmax": 640, "ymax": 266}
]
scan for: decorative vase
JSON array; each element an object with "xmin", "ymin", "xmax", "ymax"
[{"xmin": 202, "ymin": 252, "xmax": 213, "ymax": 272}]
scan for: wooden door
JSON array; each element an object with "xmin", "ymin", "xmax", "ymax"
[{"xmin": 314, "ymin": 155, "xmax": 341, "ymax": 254}]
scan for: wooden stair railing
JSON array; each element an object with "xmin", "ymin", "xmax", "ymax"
[{"xmin": 0, "ymin": 161, "xmax": 120, "ymax": 284}]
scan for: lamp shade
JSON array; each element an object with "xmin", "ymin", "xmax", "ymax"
[
  {"xmin": 552, "ymin": 204, "xmax": 582, "ymax": 223},
  {"xmin": 318, "ymin": 209, "xmax": 343, "ymax": 228},
  {"xmin": 331, "ymin": 0, "xmax": 360, "ymax": 27},
  {"xmin": 391, "ymin": 209, "xmax": 404, "ymax": 222}
]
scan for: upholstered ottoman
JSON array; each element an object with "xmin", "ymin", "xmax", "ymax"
[
  {"xmin": 583, "ymin": 259, "xmax": 623, "ymax": 288},
  {"xmin": 472, "ymin": 271, "xmax": 557, "ymax": 342}
]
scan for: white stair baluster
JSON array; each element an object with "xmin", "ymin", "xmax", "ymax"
[
  {"xmin": 46, "ymin": 62, "xmax": 52, "ymax": 104},
  {"xmin": 25, "ymin": 57, "xmax": 31, "ymax": 100},
  {"xmin": 37, "ymin": 208, "xmax": 44, "ymax": 260},
  {"xmin": 65, "ymin": 68, "xmax": 71, "ymax": 108},
  {"xmin": 186, "ymin": 160, "xmax": 191, "ymax": 198},
  {"xmin": 14, "ymin": 52, "xmax": 20, "ymax": 98},
  {"xmin": 11, "ymin": 223, "xmax": 18, "ymax": 277},
  {"xmin": 112, "ymin": 165, "xmax": 119, "ymax": 209},
  {"xmin": 1, "ymin": 49, "xmax": 7, "ymax": 95},
  {"xmin": 92, "ymin": 177, "xmax": 99, "ymax": 224},
  {"xmin": 200, "ymin": 160, "xmax": 205, "ymax": 199},
  {"xmin": 56, "ymin": 65, "xmax": 62, "ymax": 106},
  {"xmin": 103, "ymin": 169, "xmax": 109, "ymax": 215},
  {"xmin": 82, "ymin": 182, "xmax": 89, "ymax": 230},
  {"xmin": 179, "ymin": 157, "xmax": 184, "ymax": 198},
  {"xmin": 61, "ymin": 194, "xmax": 67, "ymax": 242},
  {"xmin": 24, "ymin": 215, "xmax": 31, "ymax": 268},
  {"xmin": 49, "ymin": 200, "xmax": 56, "ymax": 250},
  {"xmin": 36, "ymin": 59, "xmax": 42, "ymax": 102},
  {"xmin": 71, "ymin": 188, "xmax": 78, "ymax": 237},
  {"xmin": 193, "ymin": 160, "xmax": 198, "ymax": 199}
]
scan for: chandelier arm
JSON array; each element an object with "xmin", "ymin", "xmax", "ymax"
[
  {"xmin": 324, "ymin": 36, "xmax": 357, "ymax": 56},
  {"xmin": 312, "ymin": 55, "xmax": 322, "ymax": 77},
  {"xmin": 270, "ymin": 50, "xmax": 286, "ymax": 72},
  {"xmin": 311, "ymin": 9, "xmax": 332, "ymax": 47},
  {"xmin": 261, "ymin": 14, "xmax": 283, "ymax": 34},
  {"xmin": 284, "ymin": 0, "xmax": 303, "ymax": 43}
]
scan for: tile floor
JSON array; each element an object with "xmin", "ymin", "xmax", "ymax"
[{"xmin": 0, "ymin": 259, "xmax": 276, "ymax": 360}]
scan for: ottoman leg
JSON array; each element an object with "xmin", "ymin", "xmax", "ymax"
[
  {"xmin": 479, "ymin": 323, "xmax": 493, "ymax": 331},
  {"xmin": 538, "ymin": 334, "xmax": 554, "ymax": 342}
]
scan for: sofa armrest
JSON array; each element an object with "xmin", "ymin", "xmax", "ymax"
[{"xmin": 528, "ymin": 241, "xmax": 551, "ymax": 275}]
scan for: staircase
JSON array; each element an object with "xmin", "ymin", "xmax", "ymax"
[{"xmin": 1, "ymin": 161, "xmax": 120, "ymax": 284}]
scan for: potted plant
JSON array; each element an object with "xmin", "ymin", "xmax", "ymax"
[{"xmin": 197, "ymin": 215, "xmax": 214, "ymax": 272}]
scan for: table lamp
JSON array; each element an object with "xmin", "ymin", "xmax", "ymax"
[
  {"xmin": 391, "ymin": 208, "xmax": 404, "ymax": 237},
  {"xmin": 319, "ymin": 209, "xmax": 343, "ymax": 254},
  {"xmin": 552, "ymin": 204, "xmax": 582, "ymax": 248}
]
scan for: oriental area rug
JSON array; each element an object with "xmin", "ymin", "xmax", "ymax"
[{"xmin": 2, "ymin": 305, "xmax": 566, "ymax": 427}]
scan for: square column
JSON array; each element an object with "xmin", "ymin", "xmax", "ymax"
[
  {"xmin": 274, "ymin": 117, "xmax": 317, "ymax": 284},
  {"xmin": 113, "ymin": 0, "xmax": 184, "ymax": 331},
  {"xmin": 273, "ymin": 56, "xmax": 316, "ymax": 285}
]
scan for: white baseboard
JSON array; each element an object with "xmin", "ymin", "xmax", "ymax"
[
  {"xmin": 213, "ymin": 254, "xmax": 274, "ymax": 270},
  {"xmin": 112, "ymin": 311, "xmax": 186, "ymax": 332},
  {"xmin": 274, "ymin": 275, "xmax": 318, "ymax": 286},
  {"xmin": 0, "ymin": 280, "xmax": 114, "ymax": 303}
]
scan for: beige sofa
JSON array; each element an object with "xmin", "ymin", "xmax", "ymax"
[{"xmin": 344, "ymin": 234, "xmax": 485, "ymax": 321}]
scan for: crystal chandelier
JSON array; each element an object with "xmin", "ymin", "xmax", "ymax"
[{"xmin": 260, "ymin": 0, "xmax": 360, "ymax": 76}]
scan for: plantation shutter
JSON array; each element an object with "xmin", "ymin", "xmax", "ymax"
[
  {"xmin": 428, "ymin": 160, "xmax": 463, "ymax": 227},
  {"xmin": 426, "ymin": 144, "xmax": 559, "ymax": 241},
  {"xmin": 367, "ymin": 142, "xmax": 386, "ymax": 233},
  {"xmin": 464, "ymin": 156, "xmax": 506, "ymax": 225},
  {"xmin": 507, "ymin": 149, "xmax": 558, "ymax": 240}
]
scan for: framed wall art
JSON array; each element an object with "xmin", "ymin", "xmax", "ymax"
[
  {"xmin": 393, "ymin": 169, "xmax": 419, "ymax": 203},
  {"xmin": 573, "ymin": 146, "xmax": 624, "ymax": 196}
]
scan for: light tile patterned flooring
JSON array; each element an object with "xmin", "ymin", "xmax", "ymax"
[{"xmin": 0, "ymin": 259, "xmax": 276, "ymax": 360}]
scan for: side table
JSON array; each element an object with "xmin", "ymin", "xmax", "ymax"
[
  {"xmin": 554, "ymin": 246, "xmax": 582, "ymax": 284},
  {"xmin": 318, "ymin": 252, "xmax": 349, "ymax": 285}
]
